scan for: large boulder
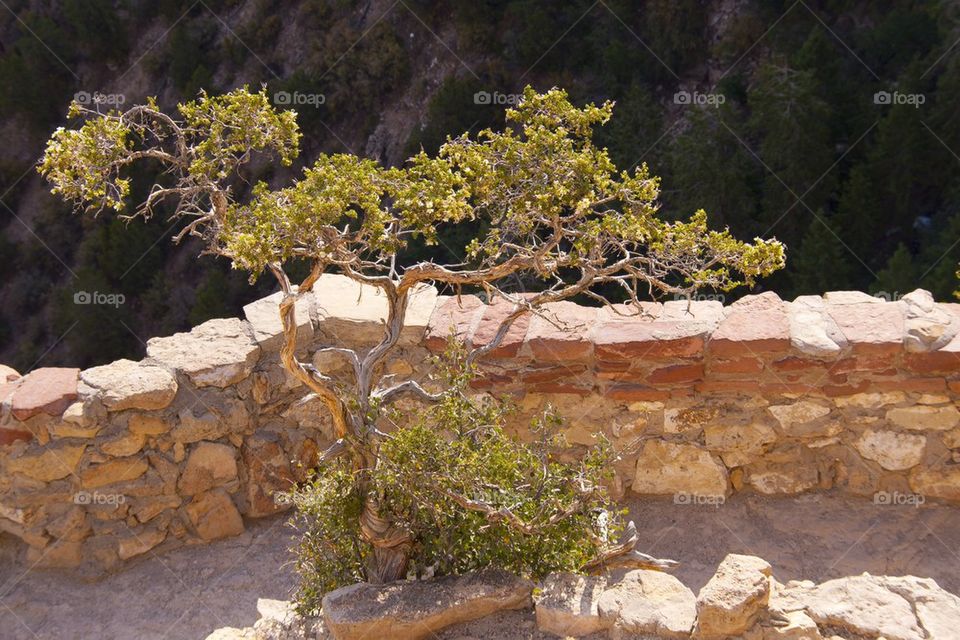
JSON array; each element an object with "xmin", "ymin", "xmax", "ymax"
[
  {"xmin": 694, "ymin": 554, "xmax": 772, "ymax": 639},
  {"xmin": 322, "ymin": 569, "xmax": 532, "ymax": 640},
  {"xmin": 770, "ymin": 573, "xmax": 960, "ymax": 640},
  {"xmin": 534, "ymin": 573, "xmax": 608, "ymax": 637},
  {"xmin": 597, "ymin": 569, "xmax": 697, "ymax": 638}
]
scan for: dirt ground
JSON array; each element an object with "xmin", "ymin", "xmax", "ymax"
[{"xmin": 2, "ymin": 492, "xmax": 959, "ymax": 640}]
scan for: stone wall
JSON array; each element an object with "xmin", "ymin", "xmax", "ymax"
[{"xmin": 2, "ymin": 274, "xmax": 959, "ymax": 573}]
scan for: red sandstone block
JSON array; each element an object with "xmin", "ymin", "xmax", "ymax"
[
  {"xmin": 831, "ymin": 355, "xmax": 898, "ymax": 373},
  {"xmin": 708, "ymin": 292, "xmax": 791, "ymax": 357},
  {"xmin": 872, "ymin": 378, "xmax": 946, "ymax": 393},
  {"xmin": 472, "ymin": 297, "xmax": 533, "ymax": 359},
  {"xmin": 529, "ymin": 383, "xmax": 593, "ymax": 396},
  {"xmin": 903, "ymin": 351, "xmax": 960, "ymax": 375},
  {"xmin": 596, "ymin": 360, "xmax": 631, "ymax": 372},
  {"xmin": 949, "ymin": 380, "xmax": 960, "ymax": 394},
  {"xmin": 759, "ymin": 383, "xmax": 818, "ymax": 396},
  {"xmin": 772, "ymin": 357, "xmax": 828, "ymax": 372},
  {"xmin": 604, "ymin": 383, "xmax": 670, "ymax": 402},
  {"xmin": 468, "ymin": 373, "xmax": 514, "ymax": 390},
  {"xmin": 824, "ymin": 299, "xmax": 904, "ymax": 355},
  {"xmin": 648, "ymin": 363, "xmax": 704, "ymax": 385},
  {"xmin": 11, "ymin": 368, "xmax": 79, "ymax": 421},
  {"xmin": 694, "ymin": 380, "xmax": 758, "ymax": 395},
  {"xmin": 525, "ymin": 301, "xmax": 597, "ymax": 362},
  {"xmin": 520, "ymin": 364, "xmax": 588, "ymax": 384},
  {"xmin": 594, "ymin": 324, "xmax": 706, "ymax": 360},
  {"xmin": 424, "ymin": 295, "xmax": 484, "ymax": 352},
  {"xmin": 597, "ymin": 369, "xmax": 647, "ymax": 382},
  {"xmin": 823, "ymin": 381, "xmax": 870, "ymax": 397},
  {"xmin": 592, "ymin": 300, "xmax": 717, "ymax": 361},
  {"xmin": 0, "ymin": 427, "xmax": 32, "ymax": 446},
  {"xmin": 710, "ymin": 358, "xmax": 764, "ymax": 375}
]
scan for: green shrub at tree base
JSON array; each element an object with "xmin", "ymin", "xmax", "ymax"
[{"xmin": 285, "ymin": 345, "xmax": 621, "ymax": 615}]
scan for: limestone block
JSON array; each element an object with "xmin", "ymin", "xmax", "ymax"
[
  {"xmin": 597, "ymin": 569, "xmax": 697, "ymax": 638},
  {"xmin": 633, "ymin": 441, "xmax": 728, "ymax": 497},
  {"xmin": 178, "ymin": 441, "xmax": 238, "ymax": 495},
  {"xmin": 534, "ymin": 573, "xmax": 608, "ymax": 637},
  {"xmin": 854, "ymin": 429, "xmax": 925, "ymax": 471},
  {"xmin": 786, "ymin": 295, "xmax": 847, "ymax": 357},
  {"xmin": 323, "ymin": 569, "xmax": 532, "ymax": 640},
  {"xmin": 902, "ymin": 289, "xmax": 960, "ymax": 353},
  {"xmin": 887, "ymin": 405, "xmax": 960, "ymax": 431},
  {"xmin": 80, "ymin": 359, "xmax": 178, "ymax": 411},
  {"xmin": 147, "ymin": 318, "xmax": 260, "ymax": 388},
  {"xmin": 710, "ymin": 292, "xmax": 791, "ymax": 357},
  {"xmin": 186, "ymin": 489, "xmax": 244, "ymax": 541},
  {"xmin": 695, "ymin": 554, "xmax": 772, "ymax": 639},
  {"xmin": 312, "ymin": 273, "xmax": 438, "ymax": 346},
  {"xmin": 243, "ymin": 289, "xmax": 315, "ymax": 351}
]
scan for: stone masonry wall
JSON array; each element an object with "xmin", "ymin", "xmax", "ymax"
[{"xmin": 2, "ymin": 274, "xmax": 960, "ymax": 574}]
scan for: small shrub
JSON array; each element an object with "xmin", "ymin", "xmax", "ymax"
[{"xmin": 286, "ymin": 344, "xmax": 622, "ymax": 615}]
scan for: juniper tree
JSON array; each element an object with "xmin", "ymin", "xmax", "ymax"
[{"xmin": 40, "ymin": 86, "xmax": 784, "ymax": 583}]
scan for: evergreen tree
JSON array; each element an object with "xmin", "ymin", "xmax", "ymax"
[{"xmin": 791, "ymin": 212, "xmax": 857, "ymax": 296}]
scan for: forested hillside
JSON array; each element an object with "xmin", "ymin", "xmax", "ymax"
[{"xmin": 1, "ymin": 0, "xmax": 958, "ymax": 369}]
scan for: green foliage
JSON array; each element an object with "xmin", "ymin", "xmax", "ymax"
[
  {"xmin": 287, "ymin": 345, "xmax": 619, "ymax": 614},
  {"xmin": 220, "ymin": 86, "xmax": 783, "ymax": 291},
  {"xmin": 39, "ymin": 86, "xmax": 300, "ymax": 216}
]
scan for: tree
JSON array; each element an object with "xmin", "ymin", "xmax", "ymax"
[{"xmin": 40, "ymin": 86, "xmax": 784, "ymax": 583}]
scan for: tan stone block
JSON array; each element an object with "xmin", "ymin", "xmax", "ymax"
[
  {"xmin": 146, "ymin": 318, "xmax": 260, "ymax": 388},
  {"xmin": 834, "ymin": 392, "xmax": 906, "ymax": 410},
  {"xmin": 887, "ymin": 405, "xmax": 960, "ymax": 431},
  {"xmin": 178, "ymin": 441, "xmax": 238, "ymax": 495},
  {"xmin": 186, "ymin": 489, "xmax": 244, "ymax": 541},
  {"xmin": 80, "ymin": 359, "xmax": 178, "ymax": 411},
  {"xmin": 100, "ymin": 432, "xmax": 147, "ymax": 457},
  {"xmin": 80, "ymin": 456, "xmax": 149, "ymax": 489},
  {"xmin": 7, "ymin": 443, "xmax": 86, "ymax": 482},
  {"xmin": 128, "ymin": 413, "xmax": 170, "ymax": 435},
  {"xmin": 854, "ymin": 429, "xmax": 925, "ymax": 471},
  {"xmin": 704, "ymin": 423, "xmax": 777, "ymax": 468},
  {"xmin": 118, "ymin": 526, "xmax": 167, "ymax": 560},
  {"xmin": 633, "ymin": 441, "xmax": 728, "ymax": 497}
]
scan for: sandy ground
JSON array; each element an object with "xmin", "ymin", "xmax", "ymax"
[{"xmin": 2, "ymin": 492, "xmax": 959, "ymax": 640}]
